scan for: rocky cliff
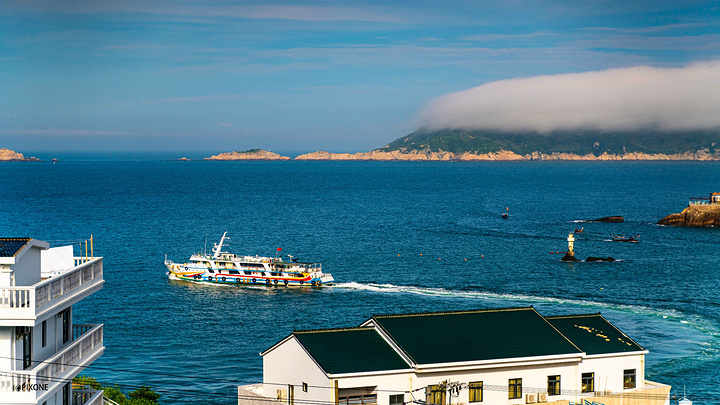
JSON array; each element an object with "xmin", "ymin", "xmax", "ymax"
[
  {"xmin": 0, "ymin": 148, "xmax": 40, "ymax": 161},
  {"xmin": 205, "ymin": 149, "xmax": 290, "ymax": 160},
  {"xmin": 658, "ymin": 204, "xmax": 720, "ymax": 227}
]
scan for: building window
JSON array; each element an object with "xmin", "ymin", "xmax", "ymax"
[
  {"xmin": 390, "ymin": 394, "xmax": 404, "ymax": 405},
  {"xmin": 42, "ymin": 320, "xmax": 47, "ymax": 347},
  {"xmin": 62, "ymin": 308, "xmax": 71, "ymax": 344},
  {"xmin": 340, "ymin": 395, "xmax": 377, "ymax": 405},
  {"xmin": 63, "ymin": 382, "xmax": 70, "ymax": 405},
  {"xmin": 623, "ymin": 369, "xmax": 636, "ymax": 389},
  {"xmin": 426, "ymin": 385, "xmax": 446, "ymax": 405},
  {"xmin": 547, "ymin": 375, "xmax": 560, "ymax": 396},
  {"xmin": 288, "ymin": 385, "xmax": 294, "ymax": 405},
  {"xmin": 468, "ymin": 382, "xmax": 483, "ymax": 402},
  {"xmin": 301, "ymin": 382, "xmax": 308, "ymax": 392},
  {"xmin": 22, "ymin": 327, "xmax": 32, "ymax": 369},
  {"xmin": 581, "ymin": 373, "xmax": 594, "ymax": 393},
  {"xmin": 508, "ymin": 379, "xmax": 522, "ymax": 399}
]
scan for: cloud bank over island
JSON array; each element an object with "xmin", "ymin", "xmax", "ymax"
[{"xmin": 418, "ymin": 61, "xmax": 720, "ymax": 133}]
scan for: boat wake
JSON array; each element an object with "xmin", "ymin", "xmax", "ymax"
[{"xmin": 332, "ymin": 282, "xmax": 720, "ymax": 373}]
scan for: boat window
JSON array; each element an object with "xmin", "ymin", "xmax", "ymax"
[
  {"xmin": 208, "ymin": 269, "xmax": 215, "ymax": 273},
  {"xmin": 229, "ymin": 270, "xmax": 240, "ymax": 275},
  {"xmin": 244, "ymin": 271, "xmax": 252, "ymax": 275}
]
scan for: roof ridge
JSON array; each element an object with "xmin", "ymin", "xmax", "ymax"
[
  {"xmin": 545, "ymin": 312, "xmax": 602, "ymax": 320},
  {"xmin": 294, "ymin": 326, "xmax": 375, "ymax": 334},
  {"xmin": 372, "ymin": 306, "xmax": 533, "ymax": 319}
]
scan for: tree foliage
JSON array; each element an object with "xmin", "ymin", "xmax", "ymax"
[
  {"xmin": 73, "ymin": 376, "xmax": 161, "ymax": 404},
  {"xmin": 377, "ymin": 128, "xmax": 720, "ymax": 156}
]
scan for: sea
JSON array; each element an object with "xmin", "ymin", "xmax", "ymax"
[{"xmin": 1, "ymin": 155, "xmax": 719, "ymax": 404}]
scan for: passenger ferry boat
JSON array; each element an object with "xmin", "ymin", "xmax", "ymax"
[{"xmin": 164, "ymin": 233, "xmax": 334, "ymax": 287}]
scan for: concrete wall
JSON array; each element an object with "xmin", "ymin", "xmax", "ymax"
[{"xmin": 264, "ymin": 337, "xmax": 332, "ymax": 405}]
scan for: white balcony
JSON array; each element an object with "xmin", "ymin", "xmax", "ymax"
[
  {"xmin": 0, "ymin": 257, "xmax": 104, "ymax": 326},
  {"xmin": 73, "ymin": 389, "xmax": 105, "ymax": 405},
  {"xmin": 0, "ymin": 324, "xmax": 104, "ymax": 404}
]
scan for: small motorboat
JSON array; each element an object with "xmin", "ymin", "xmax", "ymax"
[
  {"xmin": 574, "ymin": 227, "xmax": 584, "ymax": 233},
  {"xmin": 501, "ymin": 207, "xmax": 509, "ymax": 219},
  {"xmin": 612, "ymin": 234, "xmax": 639, "ymax": 243}
]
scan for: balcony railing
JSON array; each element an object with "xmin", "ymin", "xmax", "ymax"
[
  {"xmin": 0, "ymin": 257, "xmax": 103, "ymax": 322},
  {"xmin": 73, "ymin": 389, "xmax": 104, "ymax": 405},
  {"xmin": 0, "ymin": 324, "xmax": 104, "ymax": 396}
]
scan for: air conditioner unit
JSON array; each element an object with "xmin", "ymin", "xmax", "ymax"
[
  {"xmin": 538, "ymin": 392, "xmax": 548, "ymax": 403},
  {"xmin": 525, "ymin": 393, "xmax": 537, "ymax": 404}
]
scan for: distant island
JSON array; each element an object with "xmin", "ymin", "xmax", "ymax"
[
  {"xmin": 210, "ymin": 128, "xmax": 720, "ymax": 161},
  {"xmin": 364, "ymin": 128, "xmax": 720, "ymax": 161},
  {"xmin": 0, "ymin": 148, "xmax": 40, "ymax": 162},
  {"xmin": 205, "ymin": 149, "xmax": 290, "ymax": 161}
]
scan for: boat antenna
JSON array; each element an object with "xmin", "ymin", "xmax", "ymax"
[
  {"xmin": 204, "ymin": 235, "xmax": 207, "ymax": 256},
  {"xmin": 212, "ymin": 232, "xmax": 228, "ymax": 259}
]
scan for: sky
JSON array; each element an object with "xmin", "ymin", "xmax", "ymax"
[{"xmin": 1, "ymin": 1, "xmax": 720, "ymax": 154}]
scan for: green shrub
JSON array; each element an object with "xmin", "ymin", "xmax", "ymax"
[{"xmin": 128, "ymin": 385, "xmax": 161, "ymax": 403}]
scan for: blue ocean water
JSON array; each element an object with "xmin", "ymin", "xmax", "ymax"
[{"xmin": 1, "ymin": 159, "xmax": 719, "ymax": 404}]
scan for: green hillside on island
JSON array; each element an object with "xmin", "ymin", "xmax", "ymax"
[{"xmin": 376, "ymin": 128, "xmax": 720, "ymax": 156}]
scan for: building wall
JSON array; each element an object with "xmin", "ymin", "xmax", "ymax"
[
  {"xmin": 576, "ymin": 353, "xmax": 645, "ymax": 394},
  {"xmin": 332, "ymin": 354, "xmax": 646, "ymax": 405},
  {"xmin": 11, "ymin": 246, "xmax": 42, "ymax": 287},
  {"xmin": 0, "ymin": 327, "xmax": 12, "ymax": 371},
  {"xmin": 263, "ymin": 337, "xmax": 332, "ymax": 404}
]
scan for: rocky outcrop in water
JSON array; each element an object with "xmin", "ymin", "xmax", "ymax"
[
  {"xmin": 586, "ymin": 257, "xmax": 616, "ymax": 262},
  {"xmin": 0, "ymin": 148, "xmax": 40, "ymax": 162},
  {"xmin": 588, "ymin": 216, "xmax": 624, "ymax": 223},
  {"xmin": 205, "ymin": 149, "xmax": 290, "ymax": 161},
  {"xmin": 658, "ymin": 205, "xmax": 720, "ymax": 227}
]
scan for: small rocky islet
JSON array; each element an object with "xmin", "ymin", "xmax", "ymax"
[
  {"xmin": 658, "ymin": 196, "xmax": 720, "ymax": 227},
  {"xmin": 0, "ymin": 148, "xmax": 40, "ymax": 162}
]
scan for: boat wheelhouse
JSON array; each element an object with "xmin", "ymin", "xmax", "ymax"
[{"xmin": 164, "ymin": 233, "xmax": 333, "ymax": 287}]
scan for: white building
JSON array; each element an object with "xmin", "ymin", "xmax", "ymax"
[
  {"xmin": 0, "ymin": 238, "xmax": 105, "ymax": 405},
  {"xmin": 249, "ymin": 307, "xmax": 670, "ymax": 405}
]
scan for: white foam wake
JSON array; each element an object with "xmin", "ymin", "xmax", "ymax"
[{"xmin": 331, "ymin": 282, "xmax": 718, "ymax": 338}]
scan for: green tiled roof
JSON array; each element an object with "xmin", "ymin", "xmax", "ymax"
[
  {"xmin": 545, "ymin": 313, "xmax": 644, "ymax": 355},
  {"xmin": 294, "ymin": 327, "xmax": 411, "ymax": 375},
  {"xmin": 0, "ymin": 238, "xmax": 31, "ymax": 257},
  {"xmin": 371, "ymin": 307, "xmax": 582, "ymax": 365}
]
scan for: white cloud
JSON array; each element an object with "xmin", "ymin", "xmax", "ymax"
[{"xmin": 418, "ymin": 61, "xmax": 720, "ymax": 132}]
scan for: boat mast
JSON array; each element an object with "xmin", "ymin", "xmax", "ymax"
[{"xmin": 212, "ymin": 232, "xmax": 228, "ymax": 259}]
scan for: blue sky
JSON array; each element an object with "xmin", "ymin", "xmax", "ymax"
[{"xmin": 1, "ymin": 1, "xmax": 719, "ymax": 154}]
